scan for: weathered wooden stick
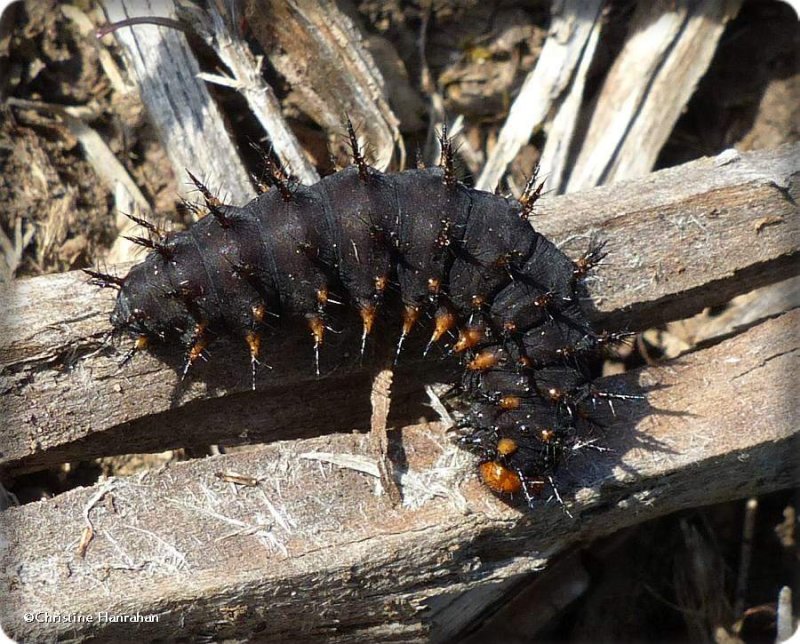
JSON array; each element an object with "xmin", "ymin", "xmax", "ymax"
[
  {"xmin": 477, "ymin": 0, "xmax": 604, "ymax": 191},
  {"xmin": 567, "ymin": 0, "xmax": 742, "ymax": 191},
  {"xmin": 100, "ymin": 0, "xmax": 256, "ymax": 205},
  {"xmin": 2, "ymin": 310, "xmax": 797, "ymax": 642},
  {"xmin": 186, "ymin": 0, "xmax": 320, "ymax": 185},
  {"xmin": 0, "ymin": 145, "xmax": 797, "ymax": 473},
  {"xmin": 538, "ymin": 12, "xmax": 603, "ymax": 194},
  {"xmin": 244, "ymin": 0, "xmax": 401, "ymax": 170},
  {"xmin": 540, "ymin": 143, "xmax": 799, "ymax": 330}
]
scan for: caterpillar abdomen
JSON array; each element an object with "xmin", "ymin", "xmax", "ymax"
[{"xmin": 100, "ymin": 150, "xmax": 628, "ymax": 506}]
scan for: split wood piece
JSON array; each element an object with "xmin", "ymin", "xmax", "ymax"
[
  {"xmin": 651, "ymin": 275, "xmax": 800, "ymax": 361},
  {"xmin": 476, "ymin": 0, "xmax": 604, "ymax": 191},
  {"xmin": 566, "ymin": 0, "xmax": 743, "ymax": 191},
  {"xmin": 0, "ymin": 144, "xmax": 797, "ymax": 472},
  {"xmin": 0, "ymin": 215, "xmax": 34, "ymax": 282},
  {"xmin": 536, "ymin": 143, "xmax": 799, "ymax": 331},
  {"xmin": 1, "ymin": 310, "xmax": 797, "ymax": 642},
  {"xmin": 537, "ymin": 10, "xmax": 603, "ymax": 195},
  {"xmin": 369, "ymin": 367, "xmax": 402, "ymax": 505},
  {"xmin": 243, "ymin": 0, "xmax": 401, "ymax": 171},
  {"xmin": 182, "ymin": 1, "xmax": 319, "ymax": 185},
  {"xmin": 101, "ymin": 0, "xmax": 256, "ymax": 206}
]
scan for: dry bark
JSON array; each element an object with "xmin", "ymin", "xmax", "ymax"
[
  {"xmin": 566, "ymin": 0, "xmax": 742, "ymax": 191},
  {"xmin": 244, "ymin": 0, "xmax": 401, "ymax": 170},
  {"xmin": 185, "ymin": 1, "xmax": 320, "ymax": 185},
  {"xmin": 0, "ymin": 144, "xmax": 797, "ymax": 473},
  {"xmin": 100, "ymin": 0, "xmax": 256, "ymax": 205},
  {"xmin": 537, "ymin": 12, "xmax": 603, "ymax": 194},
  {"xmin": 1, "ymin": 309, "xmax": 798, "ymax": 642},
  {"xmin": 477, "ymin": 0, "xmax": 604, "ymax": 191}
]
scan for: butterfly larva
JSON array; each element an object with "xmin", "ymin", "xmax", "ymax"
[{"xmin": 89, "ymin": 129, "xmax": 635, "ymax": 506}]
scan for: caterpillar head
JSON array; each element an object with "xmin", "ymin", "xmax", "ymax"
[{"xmin": 110, "ymin": 262, "xmax": 190, "ymax": 344}]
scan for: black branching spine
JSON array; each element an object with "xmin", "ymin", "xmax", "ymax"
[{"xmin": 104, "ymin": 149, "xmax": 632, "ymax": 506}]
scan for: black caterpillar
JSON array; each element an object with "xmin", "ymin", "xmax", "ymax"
[{"xmin": 88, "ymin": 126, "xmax": 637, "ymax": 506}]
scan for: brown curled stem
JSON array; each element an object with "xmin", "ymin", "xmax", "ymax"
[{"xmin": 96, "ymin": 16, "xmax": 188, "ymax": 40}]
